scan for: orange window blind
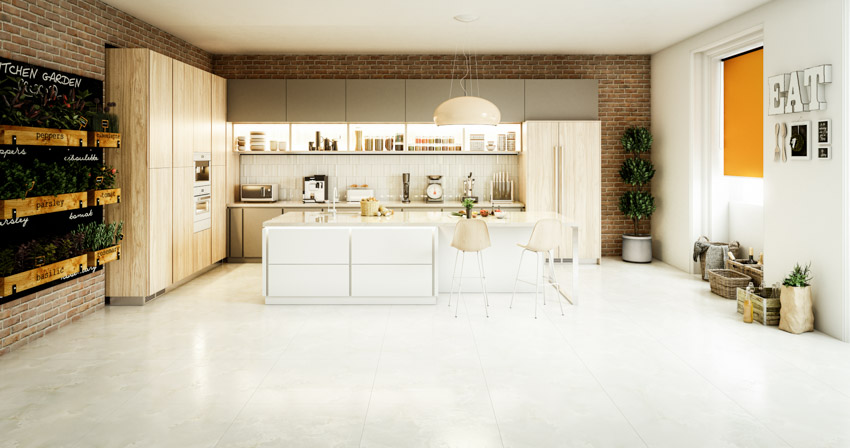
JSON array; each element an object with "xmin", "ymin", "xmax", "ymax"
[{"xmin": 723, "ymin": 48, "xmax": 763, "ymax": 178}]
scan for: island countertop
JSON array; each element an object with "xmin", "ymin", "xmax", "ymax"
[{"xmin": 263, "ymin": 211, "xmax": 577, "ymax": 228}]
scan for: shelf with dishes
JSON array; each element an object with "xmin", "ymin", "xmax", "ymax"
[{"xmin": 232, "ymin": 122, "xmax": 522, "ymax": 154}]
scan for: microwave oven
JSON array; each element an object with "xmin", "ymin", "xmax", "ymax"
[{"xmin": 240, "ymin": 184, "xmax": 279, "ymax": 202}]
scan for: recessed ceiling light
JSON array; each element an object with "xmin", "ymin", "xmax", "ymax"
[{"xmin": 453, "ymin": 14, "xmax": 479, "ymax": 23}]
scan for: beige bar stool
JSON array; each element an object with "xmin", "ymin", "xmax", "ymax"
[
  {"xmin": 448, "ymin": 219, "xmax": 491, "ymax": 318},
  {"xmin": 510, "ymin": 219, "xmax": 565, "ymax": 318}
]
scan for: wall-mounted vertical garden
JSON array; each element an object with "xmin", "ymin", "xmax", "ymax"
[{"xmin": 0, "ymin": 57, "xmax": 124, "ymax": 301}]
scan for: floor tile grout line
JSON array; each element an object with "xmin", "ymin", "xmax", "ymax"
[
  {"xmin": 540, "ymin": 284, "xmax": 651, "ymax": 448},
  {"xmin": 462, "ymin": 293, "xmax": 506, "ymax": 448},
  {"xmin": 358, "ymin": 305, "xmax": 392, "ymax": 448},
  {"xmin": 211, "ymin": 316, "xmax": 308, "ymax": 448},
  {"xmin": 626, "ymin": 316, "xmax": 796, "ymax": 448}
]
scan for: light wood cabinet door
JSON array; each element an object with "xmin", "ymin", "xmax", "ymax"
[
  {"xmin": 345, "ymin": 79, "xmax": 405, "ymax": 122},
  {"xmin": 556, "ymin": 121, "xmax": 601, "ymax": 262},
  {"xmin": 172, "ymin": 167, "xmax": 195, "ymax": 282},
  {"xmin": 519, "ymin": 122, "xmax": 558, "ymax": 213},
  {"xmin": 172, "ymin": 60, "xmax": 194, "ymax": 167},
  {"xmin": 194, "ymin": 68, "xmax": 212, "ymax": 153},
  {"xmin": 149, "ymin": 52, "xmax": 172, "ymax": 169},
  {"xmin": 149, "ymin": 167, "xmax": 172, "ymax": 292},
  {"xmin": 286, "ymin": 80, "xmax": 345, "ymax": 122},
  {"xmin": 193, "ymin": 228, "xmax": 212, "ymax": 273},
  {"xmin": 211, "ymin": 166, "xmax": 226, "ymax": 262},
  {"xmin": 211, "ymin": 75, "xmax": 226, "ymax": 166}
]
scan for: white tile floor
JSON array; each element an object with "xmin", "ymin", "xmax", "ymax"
[{"xmin": 2, "ymin": 259, "xmax": 850, "ymax": 448}]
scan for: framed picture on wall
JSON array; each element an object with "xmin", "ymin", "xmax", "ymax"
[
  {"xmin": 817, "ymin": 119, "xmax": 831, "ymax": 145},
  {"xmin": 788, "ymin": 121, "xmax": 811, "ymax": 160},
  {"xmin": 817, "ymin": 146, "xmax": 832, "ymax": 160}
]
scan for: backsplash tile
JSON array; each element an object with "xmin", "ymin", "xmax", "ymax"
[{"xmin": 240, "ymin": 154, "xmax": 519, "ymax": 202}]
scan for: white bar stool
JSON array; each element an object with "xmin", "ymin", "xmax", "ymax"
[
  {"xmin": 510, "ymin": 219, "xmax": 565, "ymax": 318},
  {"xmin": 448, "ymin": 219, "xmax": 491, "ymax": 318}
]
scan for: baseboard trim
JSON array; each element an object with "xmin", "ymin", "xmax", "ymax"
[{"xmin": 106, "ymin": 260, "xmax": 224, "ymax": 306}]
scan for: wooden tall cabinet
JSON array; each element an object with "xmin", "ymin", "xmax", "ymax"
[
  {"xmin": 105, "ymin": 49, "xmax": 174, "ymax": 299},
  {"xmin": 106, "ymin": 49, "xmax": 228, "ymax": 301},
  {"xmin": 520, "ymin": 121, "xmax": 601, "ymax": 263}
]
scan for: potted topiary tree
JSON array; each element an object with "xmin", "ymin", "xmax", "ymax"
[
  {"xmin": 619, "ymin": 126, "xmax": 656, "ymax": 263},
  {"xmin": 779, "ymin": 263, "xmax": 814, "ymax": 334}
]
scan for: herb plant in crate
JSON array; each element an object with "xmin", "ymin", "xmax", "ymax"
[
  {"xmin": 619, "ymin": 126, "xmax": 656, "ymax": 263},
  {"xmin": 85, "ymin": 164, "xmax": 121, "ymax": 206},
  {"xmin": 779, "ymin": 263, "xmax": 814, "ymax": 334},
  {"xmin": 0, "ymin": 159, "xmax": 90, "ymax": 219},
  {"xmin": 76, "ymin": 221, "xmax": 123, "ymax": 267},
  {"xmin": 0, "ymin": 232, "xmax": 88, "ymax": 297}
]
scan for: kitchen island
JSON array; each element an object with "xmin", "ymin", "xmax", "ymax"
[{"xmin": 262, "ymin": 211, "xmax": 579, "ymax": 305}]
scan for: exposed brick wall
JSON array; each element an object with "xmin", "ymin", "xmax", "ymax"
[
  {"xmin": 213, "ymin": 54, "xmax": 652, "ymax": 255},
  {"xmin": 0, "ymin": 0, "xmax": 212, "ymax": 80},
  {"xmin": 0, "ymin": 269, "xmax": 104, "ymax": 356}
]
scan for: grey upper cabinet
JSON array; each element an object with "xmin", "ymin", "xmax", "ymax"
[
  {"xmin": 475, "ymin": 79, "xmax": 525, "ymax": 123},
  {"xmin": 227, "ymin": 79, "xmax": 286, "ymax": 122},
  {"xmin": 524, "ymin": 79, "xmax": 598, "ymax": 120},
  {"xmin": 346, "ymin": 80, "xmax": 405, "ymax": 122},
  {"xmin": 287, "ymin": 79, "xmax": 346, "ymax": 122},
  {"xmin": 405, "ymin": 79, "xmax": 459, "ymax": 123}
]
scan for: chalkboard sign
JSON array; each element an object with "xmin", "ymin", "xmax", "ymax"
[{"xmin": 0, "ymin": 57, "xmax": 106, "ymax": 304}]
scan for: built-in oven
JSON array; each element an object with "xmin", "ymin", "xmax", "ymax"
[
  {"xmin": 194, "ymin": 152, "xmax": 211, "ymax": 186},
  {"xmin": 193, "ymin": 185, "xmax": 211, "ymax": 232}
]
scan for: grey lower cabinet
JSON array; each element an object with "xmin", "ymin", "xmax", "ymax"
[{"xmin": 229, "ymin": 208, "xmax": 284, "ymax": 259}]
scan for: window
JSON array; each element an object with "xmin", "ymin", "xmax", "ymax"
[{"xmin": 723, "ymin": 48, "xmax": 763, "ymax": 178}]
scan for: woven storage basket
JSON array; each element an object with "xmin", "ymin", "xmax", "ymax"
[
  {"xmin": 707, "ymin": 269, "xmax": 752, "ymax": 300},
  {"xmin": 697, "ymin": 236, "xmax": 740, "ymax": 281},
  {"xmin": 726, "ymin": 259, "xmax": 764, "ymax": 286},
  {"xmin": 360, "ymin": 201, "xmax": 379, "ymax": 216}
]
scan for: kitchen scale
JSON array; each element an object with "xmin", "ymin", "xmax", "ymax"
[{"xmin": 425, "ymin": 175, "xmax": 444, "ymax": 203}]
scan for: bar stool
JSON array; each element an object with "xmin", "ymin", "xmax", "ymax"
[
  {"xmin": 448, "ymin": 219, "xmax": 491, "ymax": 318},
  {"xmin": 510, "ymin": 219, "xmax": 565, "ymax": 318}
]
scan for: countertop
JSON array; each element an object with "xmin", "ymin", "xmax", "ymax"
[
  {"xmin": 263, "ymin": 211, "xmax": 577, "ymax": 228},
  {"xmin": 229, "ymin": 200, "xmax": 525, "ymax": 209}
]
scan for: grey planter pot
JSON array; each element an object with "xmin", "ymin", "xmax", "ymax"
[{"xmin": 622, "ymin": 234, "xmax": 652, "ymax": 263}]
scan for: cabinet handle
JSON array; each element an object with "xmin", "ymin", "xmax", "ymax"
[{"xmin": 553, "ymin": 146, "xmax": 558, "ymax": 213}]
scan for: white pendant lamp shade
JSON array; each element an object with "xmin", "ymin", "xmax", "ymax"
[{"xmin": 433, "ymin": 95, "xmax": 501, "ymax": 126}]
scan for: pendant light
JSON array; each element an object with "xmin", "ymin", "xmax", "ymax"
[{"xmin": 433, "ymin": 15, "xmax": 501, "ymax": 126}]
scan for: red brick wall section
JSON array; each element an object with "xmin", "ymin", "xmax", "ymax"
[
  {"xmin": 213, "ymin": 54, "xmax": 651, "ymax": 255},
  {"xmin": 0, "ymin": 270, "xmax": 105, "ymax": 356},
  {"xmin": 0, "ymin": 0, "xmax": 212, "ymax": 80}
]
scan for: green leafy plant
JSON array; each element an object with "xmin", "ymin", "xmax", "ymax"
[
  {"xmin": 783, "ymin": 263, "xmax": 812, "ymax": 287},
  {"xmin": 85, "ymin": 164, "xmax": 118, "ymax": 190},
  {"xmin": 75, "ymin": 221, "xmax": 123, "ymax": 252},
  {"xmin": 0, "ymin": 159, "xmax": 35, "ymax": 200},
  {"xmin": 9, "ymin": 231, "xmax": 87, "ymax": 274},
  {"xmin": 0, "ymin": 76, "xmax": 93, "ymax": 129},
  {"xmin": 618, "ymin": 126, "xmax": 656, "ymax": 235},
  {"xmin": 0, "ymin": 247, "xmax": 14, "ymax": 277},
  {"xmin": 85, "ymin": 100, "xmax": 119, "ymax": 133},
  {"xmin": 461, "ymin": 198, "xmax": 476, "ymax": 210},
  {"xmin": 29, "ymin": 159, "xmax": 85, "ymax": 197}
]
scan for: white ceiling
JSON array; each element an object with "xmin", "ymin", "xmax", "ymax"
[{"xmin": 102, "ymin": 0, "xmax": 772, "ymax": 54}]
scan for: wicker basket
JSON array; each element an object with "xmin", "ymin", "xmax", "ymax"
[
  {"xmin": 726, "ymin": 259, "xmax": 764, "ymax": 286},
  {"xmin": 707, "ymin": 269, "xmax": 752, "ymax": 300},
  {"xmin": 697, "ymin": 236, "xmax": 740, "ymax": 281},
  {"xmin": 360, "ymin": 200, "xmax": 379, "ymax": 216}
]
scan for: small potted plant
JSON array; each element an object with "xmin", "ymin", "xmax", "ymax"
[
  {"xmin": 779, "ymin": 263, "xmax": 813, "ymax": 334},
  {"xmin": 462, "ymin": 198, "xmax": 475, "ymax": 219},
  {"xmin": 619, "ymin": 126, "xmax": 656, "ymax": 263}
]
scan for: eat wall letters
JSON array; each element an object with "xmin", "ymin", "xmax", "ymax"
[{"xmin": 768, "ymin": 65, "xmax": 832, "ymax": 115}]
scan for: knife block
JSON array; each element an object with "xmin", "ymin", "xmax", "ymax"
[{"xmin": 490, "ymin": 180, "xmax": 514, "ymax": 204}]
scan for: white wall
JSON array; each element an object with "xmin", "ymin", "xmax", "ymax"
[{"xmin": 652, "ymin": 0, "xmax": 847, "ymax": 339}]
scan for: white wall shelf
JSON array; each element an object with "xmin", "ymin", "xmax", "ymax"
[{"xmin": 236, "ymin": 151, "xmax": 520, "ymax": 156}]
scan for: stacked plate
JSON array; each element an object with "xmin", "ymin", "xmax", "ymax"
[
  {"xmin": 250, "ymin": 132, "xmax": 266, "ymax": 151},
  {"xmin": 236, "ymin": 136, "xmax": 246, "ymax": 151}
]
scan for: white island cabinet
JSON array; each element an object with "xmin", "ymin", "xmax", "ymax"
[{"xmin": 262, "ymin": 211, "xmax": 579, "ymax": 305}]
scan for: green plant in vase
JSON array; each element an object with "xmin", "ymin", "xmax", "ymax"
[
  {"xmin": 779, "ymin": 263, "xmax": 814, "ymax": 334},
  {"xmin": 462, "ymin": 197, "xmax": 476, "ymax": 219},
  {"xmin": 618, "ymin": 126, "xmax": 656, "ymax": 263}
]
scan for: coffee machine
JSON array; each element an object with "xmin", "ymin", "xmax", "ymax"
[
  {"xmin": 401, "ymin": 173, "xmax": 410, "ymax": 203},
  {"xmin": 303, "ymin": 175, "xmax": 328, "ymax": 203}
]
